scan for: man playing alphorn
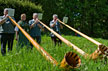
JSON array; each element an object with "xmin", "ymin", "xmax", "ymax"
[
  {"xmin": 0, "ymin": 8, "xmax": 15, "ymax": 55},
  {"xmin": 50, "ymin": 14, "xmax": 63, "ymax": 46},
  {"xmin": 29, "ymin": 13, "xmax": 44, "ymax": 49}
]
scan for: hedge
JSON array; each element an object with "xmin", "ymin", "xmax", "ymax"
[{"xmin": 0, "ymin": 0, "xmax": 43, "ymax": 21}]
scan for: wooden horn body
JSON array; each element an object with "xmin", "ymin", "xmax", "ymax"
[
  {"xmin": 9, "ymin": 16, "xmax": 81, "ymax": 69},
  {"xmin": 58, "ymin": 19, "xmax": 108, "ymax": 59},
  {"xmin": 9, "ymin": 16, "xmax": 58, "ymax": 65},
  {"xmin": 38, "ymin": 20, "xmax": 88, "ymax": 57}
]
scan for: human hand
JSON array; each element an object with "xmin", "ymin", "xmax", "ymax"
[
  {"xmin": 34, "ymin": 18, "xmax": 39, "ymax": 24},
  {"xmin": 16, "ymin": 37, "xmax": 18, "ymax": 41},
  {"xmin": 5, "ymin": 14, "xmax": 9, "ymax": 18},
  {"xmin": 4, "ymin": 14, "xmax": 9, "ymax": 20}
]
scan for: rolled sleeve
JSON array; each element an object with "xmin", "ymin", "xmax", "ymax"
[
  {"xmin": 50, "ymin": 21, "xmax": 53, "ymax": 27},
  {"xmin": 29, "ymin": 20, "xmax": 32, "ymax": 26}
]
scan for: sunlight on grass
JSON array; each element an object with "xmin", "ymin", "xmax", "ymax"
[{"xmin": 0, "ymin": 35, "xmax": 108, "ymax": 71}]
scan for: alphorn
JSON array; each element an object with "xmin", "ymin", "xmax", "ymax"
[
  {"xmin": 9, "ymin": 16, "xmax": 81, "ymax": 69},
  {"xmin": 38, "ymin": 20, "xmax": 88, "ymax": 57},
  {"xmin": 9, "ymin": 16, "xmax": 58, "ymax": 65},
  {"xmin": 58, "ymin": 19, "xmax": 108, "ymax": 59}
]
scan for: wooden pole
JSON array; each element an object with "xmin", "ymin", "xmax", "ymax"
[{"xmin": 9, "ymin": 16, "xmax": 58, "ymax": 66}]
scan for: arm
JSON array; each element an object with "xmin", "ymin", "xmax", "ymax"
[
  {"xmin": 60, "ymin": 24, "xmax": 63, "ymax": 29},
  {"xmin": 50, "ymin": 22, "xmax": 56, "ymax": 27},
  {"xmin": 15, "ymin": 31, "xmax": 18, "ymax": 40},
  {"xmin": 0, "ymin": 17, "xmax": 7, "ymax": 25},
  {"xmin": 30, "ymin": 22, "xmax": 36, "ymax": 29},
  {"xmin": 37, "ymin": 24, "xmax": 44, "ymax": 31},
  {"xmin": 15, "ymin": 26, "xmax": 19, "ymax": 40},
  {"xmin": 29, "ymin": 19, "xmax": 38, "ymax": 29}
]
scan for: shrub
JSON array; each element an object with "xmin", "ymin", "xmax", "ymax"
[{"xmin": 0, "ymin": 0, "xmax": 43, "ymax": 21}]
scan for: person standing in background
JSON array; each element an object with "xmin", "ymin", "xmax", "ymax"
[
  {"xmin": 15, "ymin": 14, "xmax": 30, "ymax": 49},
  {"xmin": 50, "ymin": 14, "xmax": 63, "ymax": 46},
  {"xmin": 29, "ymin": 13, "xmax": 44, "ymax": 49},
  {"xmin": 0, "ymin": 8, "xmax": 15, "ymax": 55}
]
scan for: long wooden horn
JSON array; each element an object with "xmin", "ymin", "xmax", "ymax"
[
  {"xmin": 38, "ymin": 20, "xmax": 88, "ymax": 57},
  {"xmin": 58, "ymin": 19, "xmax": 101, "ymax": 45},
  {"xmin": 57, "ymin": 19, "xmax": 108, "ymax": 59},
  {"xmin": 9, "ymin": 16, "xmax": 58, "ymax": 65},
  {"xmin": 9, "ymin": 16, "xmax": 81, "ymax": 69}
]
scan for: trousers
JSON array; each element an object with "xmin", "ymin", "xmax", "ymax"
[{"xmin": 0, "ymin": 33, "xmax": 14, "ymax": 55}]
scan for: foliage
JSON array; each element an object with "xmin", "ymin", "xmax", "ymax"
[
  {"xmin": 1, "ymin": 0, "xmax": 108, "ymax": 38},
  {"xmin": 0, "ymin": 0, "xmax": 43, "ymax": 21},
  {"xmin": 31, "ymin": 0, "xmax": 108, "ymax": 38}
]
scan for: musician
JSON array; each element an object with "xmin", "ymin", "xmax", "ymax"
[
  {"xmin": 29, "ymin": 13, "xmax": 44, "ymax": 49},
  {"xmin": 50, "ymin": 14, "xmax": 63, "ymax": 46},
  {"xmin": 0, "ymin": 9, "xmax": 15, "ymax": 55},
  {"xmin": 15, "ymin": 14, "xmax": 30, "ymax": 49}
]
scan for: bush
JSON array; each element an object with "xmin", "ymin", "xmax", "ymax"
[
  {"xmin": 0, "ymin": 0, "xmax": 43, "ymax": 21},
  {"xmin": 31, "ymin": 0, "xmax": 108, "ymax": 38}
]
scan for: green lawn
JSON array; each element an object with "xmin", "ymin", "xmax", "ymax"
[{"xmin": 0, "ymin": 35, "xmax": 108, "ymax": 71}]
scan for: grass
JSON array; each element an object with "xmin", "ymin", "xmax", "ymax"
[{"xmin": 0, "ymin": 35, "xmax": 108, "ymax": 71}]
